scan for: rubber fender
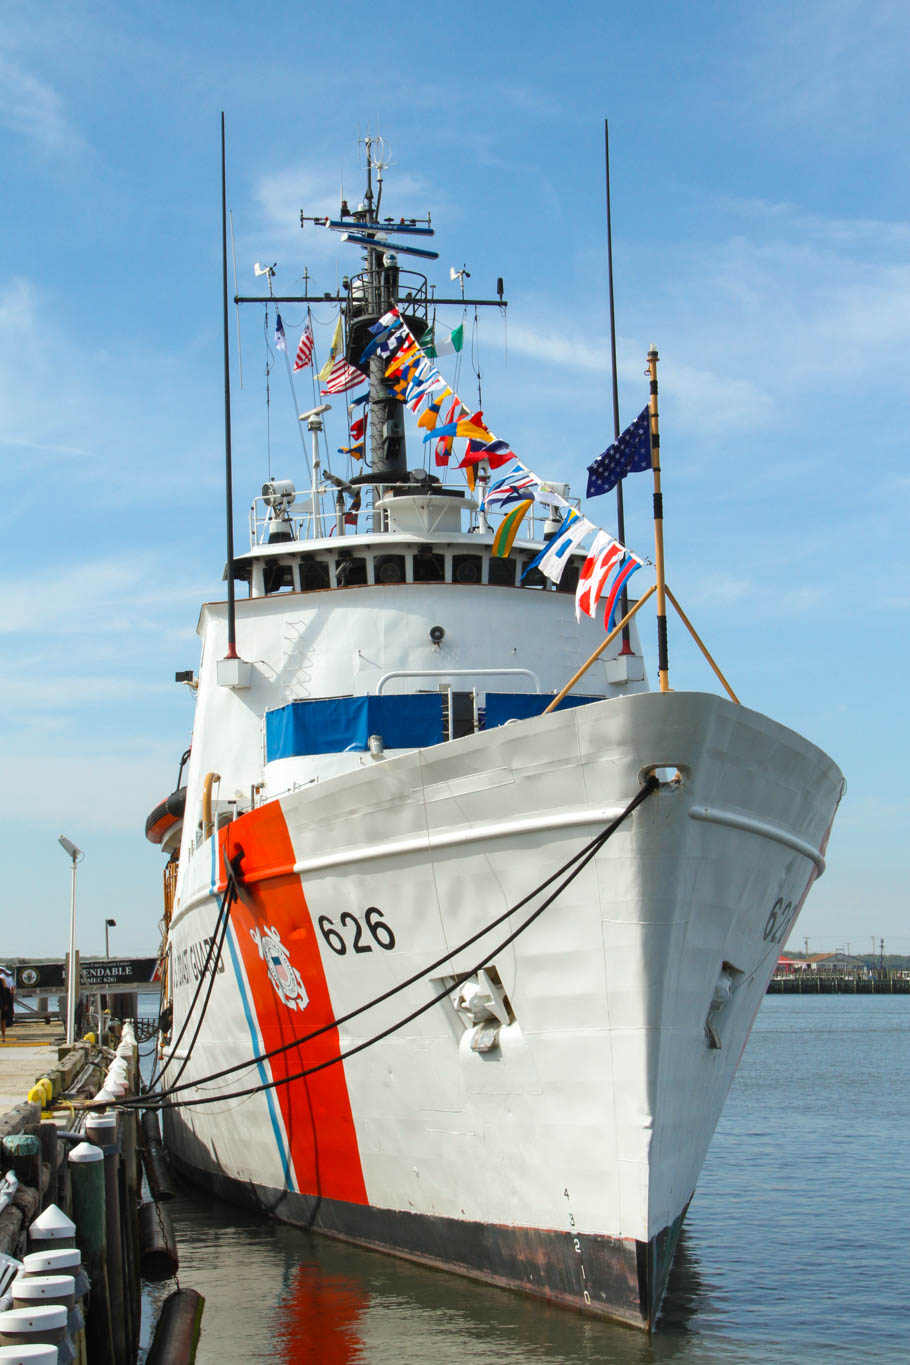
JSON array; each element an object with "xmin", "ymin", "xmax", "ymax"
[{"xmin": 147, "ymin": 1286, "xmax": 205, "ymax": 1364}]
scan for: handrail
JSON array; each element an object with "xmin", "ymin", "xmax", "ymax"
[
  {"xmin": 376, "ymin": 667, "xmax": 542, "ymax": 694},
  {"xmin": 202, "ymin": 772, "xmax": 221, "ymax": 841}
]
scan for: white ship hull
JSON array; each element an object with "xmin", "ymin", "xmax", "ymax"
[{"xmin": 161, "ymin": 688, "xmax": 842, "ymax": 1328}]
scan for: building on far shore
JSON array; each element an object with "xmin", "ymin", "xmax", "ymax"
[{"xmin": 777, "ymin": 952, "xmax": 865, "ymax": 976}]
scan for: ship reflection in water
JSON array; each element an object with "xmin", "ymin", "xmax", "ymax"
[
  {"xmin": 140, "ymin": 998, "xmax": 910, "ymax": 1364},
  {"xmin": 142, "ymin": 1177, "xmax": 707, "ymax": 1364}
]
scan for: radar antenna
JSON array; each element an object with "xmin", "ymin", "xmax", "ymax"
[{"xmin": 359, "ymin": 133, "xmax": 393, "ymax": 217}]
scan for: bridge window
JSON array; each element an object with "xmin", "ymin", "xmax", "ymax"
[
  {"xmin": 452, "ymin": 554, "xmax": 483, "ymax": 585},
  {"xmin": 375, "ymin": 553, "xmax": 407, "ymax": 584},
  {"xmin": 518, "ymin": 555, "xmax": 546, "ymax": 588},
  {"xmin": 335, "ymin": 554, "xmax": 368, "ymax": 587},
  {"xmin": 264, "ymin": 560, "xmax": 295, "ymax": 594},
  {"xmin": 413, "ymin": 548, "xmax": 445, "ymax": 583},
  {"xmin": 299, "ymin": 557, "xmax": 330, "ymax": 591},
  {"xmin": 489, "ymin": 558, "xmax": 516, "ymax": 587},
  {"xmin": 556, "ymin": 562, "xmax": 581, "ymax": 594}
]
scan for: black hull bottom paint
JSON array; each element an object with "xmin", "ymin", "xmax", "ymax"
[{"xmin": 166, "ymin": 1148, "xmax": 685, "ymax": 1331}]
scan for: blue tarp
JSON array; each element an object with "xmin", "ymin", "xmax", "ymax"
[
  {"xmin": 483, "ymin": 693, "xmax": 601, "ymax": 729},
  {"xmin": 266, "ymin": 694, "xmax": 445, "ymax": 760}
]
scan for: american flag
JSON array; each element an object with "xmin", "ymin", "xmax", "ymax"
[
  {"xmin": 586, "ymin": 406, "xmax": 652, "ymax": 498},
  {"xmin": 321, "ymin": 358, "xmax": 367, "ymax": 394},
  {"xmin": 293, "ymin": 325, "xmax": 314, "ymax": 371}
]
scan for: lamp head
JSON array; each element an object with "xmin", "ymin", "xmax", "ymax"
[{"xmin": 58, "ymin": 835, "xmax": 83, "ymax": 861}]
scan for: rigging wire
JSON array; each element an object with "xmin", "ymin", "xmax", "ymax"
[
  {"xmin": 280, "ymin": 339, "xmax": 315, "ymax": 472},
  {"xmin": 144, "ymin": 876, "xmax": 236, "ymax": 1093},
  {"xmin": 134, "ymin": 813, "xmax": 622, "ymax": 1106},
  {"xmin": 143, "ymin": 779, "xmax": 656, "ymax": 1112},
  {"xmin": 154, "ymin": 881, "xmax": 236, "ymax": 1097},
  {"xmin": 127, "ymin": 778, "xmax": 657, "ymax": 1113},
  {"xmin": 263, "ymin": 301, "xmax": 273, "ymax": 481}
]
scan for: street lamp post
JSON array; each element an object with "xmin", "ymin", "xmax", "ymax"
[
  {"xmin": 105, "ymin": 918, "xmax": 117, "ymax": 959},
  {"xmin": 58, "ymin": 835, "xmax": 84, "ymax": 1046}
]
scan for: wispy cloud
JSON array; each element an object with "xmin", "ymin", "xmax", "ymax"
[
  {"xmin": 0, "ymin": 556, "xmax": 209, "ymax": 636},
  {"xmin": 247, "ymin": 161, "xmax": 449, "ymax": 274},
  {"xmin": 0, "ymin": 751, "xmax": 183, "ymax": 832},
  {"xmin": 741, "ymin": 0, "xmax": 910, "ymax": 129},
  {"xmin": 0, "ymin": 274, "xmax": 223, "ymax": 505},
  {"xmin": 506, "ymin": 323, "xmax": 607, "ymax": 373},
  {"xmin": 504, "ymin": 321, "xmax": 774, "ymax": 432},
  {"xmin": 0, "ymin": 57, "xmax": 85, "ymax": 156}
]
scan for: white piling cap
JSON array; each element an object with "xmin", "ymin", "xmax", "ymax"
[
  {"xmin": 91, "ymin": 1088, "xmax": 115, "ymax": 1104},
  {"xmin": 0, "ymin": 1343, "xmax": 60, "ymax": 1361},
  {"xmin": 85, "ymin": 1114, "xmax": 116, "ymax": 1136},
  {"xmin": 0, "ymin": 1303, "xmax": 67, "ymax": 1332},
  {"xmin": 27, "ymin": 1208, "xmax": 74, "ymax": 1240},
  {"xmin": 11, "ymin": 1278, "xmax": 72, "ymax": 1303},
  {"xmin": 67, "ymin": 1142, "xmax": 102, "ymax": 1165},
  {"xmin": 20, "ymin": 1253, "xmax": 79, "ymax": 1277}
]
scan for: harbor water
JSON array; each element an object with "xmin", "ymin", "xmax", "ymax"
[{"xmin": 140, "ymin": 995, "xmax": 908, "ymax": 1362}]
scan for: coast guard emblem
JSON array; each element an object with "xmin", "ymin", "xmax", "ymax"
[{"xmin": 250, "ymin": 924, "xmax": 309, "ymax": 1012}]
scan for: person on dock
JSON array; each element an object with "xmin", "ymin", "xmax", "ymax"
[{"xmin": 0, "ymin": 967, "xmax": 14, "ymax": 1043}]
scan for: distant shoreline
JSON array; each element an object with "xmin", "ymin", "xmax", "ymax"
[{"xmin": 768, "ymin": 976, "xmax": 909, "ymax": 994}]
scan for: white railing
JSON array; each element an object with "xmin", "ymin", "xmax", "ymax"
[{"xmin": 248, "ymin": 486, "xmax": 582, "ymax": 549}]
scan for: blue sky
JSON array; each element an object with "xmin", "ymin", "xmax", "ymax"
[{"xmin": 2, "ymin": 0, "xmax": 907, "ymax": 959}]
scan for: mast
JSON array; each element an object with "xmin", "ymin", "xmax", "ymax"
[
  {"xmin": 354, "ymin": 136, "xmax": 409, "ymax": 485},
  {"xmin": 604, "ymin": 119, "xmax": 631, "ymax": 652},
  {"xmin": 236, "ymin": 138, "xmax": 508, "ymax": 515},
  {"xmin": 648, "ymin": 346, "xmax": 669, "ymax": 691},
  {"xmin": 221, "ymin": 113, "xmax": 238, "ymax": 660}
]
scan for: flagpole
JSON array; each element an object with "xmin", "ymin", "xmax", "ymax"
[
  {"xmin": 648, "ymin": 346, "xmax": 669, "ymax": 691},
  {"xmin": 221, "ymin": 112, "xmax": 238, "ymax": 661},
  {"xmin": 604, "ymin": 119, "xmax": 631, "ymax": 653}
]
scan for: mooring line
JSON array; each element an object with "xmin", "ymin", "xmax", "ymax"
[{"xmin": 125, "ymin": 776, "xmax": 658, "ymax": 1113}]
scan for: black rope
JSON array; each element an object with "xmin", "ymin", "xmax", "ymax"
[
  {"xmin": 156, "ymin": 880, "xmax": 237, "ymax": 1096},
  {"xmin": 125, "ymin": 779, "xmax": 654, "ymax": 1110},
  {"xmin": 134, "ymin": 777, "xmax": 658, "ymax": 1113},
  {"xmin": 145, "ymin": 874, "xmax": 237, "ymax": 1092}
]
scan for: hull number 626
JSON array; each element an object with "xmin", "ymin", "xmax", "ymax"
[{"xmin": 318, "ymin": 906, "xmax": 396, "ymax": 956}]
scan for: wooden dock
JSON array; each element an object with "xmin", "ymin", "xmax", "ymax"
[
  {"xmin": 0, "ymin": 1017, "xmax": 66, "ymax": 1113},
  {"xmin": 768, "ymin": 975, "xmax": 910, "ymax": 994}
]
